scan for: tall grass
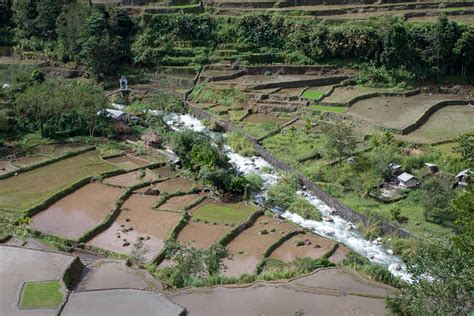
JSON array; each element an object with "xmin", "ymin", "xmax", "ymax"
[
  {"xmin": 189, "ymin": 84, "xmax": 248, "ymax": 107},
  {"xmin": 227, "ymin": 132, "xmax": 257, "ymax": 157}
]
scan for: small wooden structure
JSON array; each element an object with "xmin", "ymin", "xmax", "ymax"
[
  {"xmin": 455, "ymin": 169, "xmax": 472, "ymax": 187},
  {"xmin": 397, "ymin": 172, "xmax": 418, "ymax": 188},
  {"xmin": 141, "ymin": 131, "xmax": 163, "ymax": 148},
  {"xmin": 425, "ymin": 163, "xmax": 439, "ymax": 174},
  {"xmin": 389, "ymin": 162, "xmax": 402, "ymax": 176}
]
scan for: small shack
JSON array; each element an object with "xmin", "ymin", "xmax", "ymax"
[
  {"xmin": 389, "ymin": 162, "xmax": 402, "ymax": 176},
  {"xmin": 397, "ymin": 172, "xmax": 418, "ymax": 188},
  {"xmin": 141, "ymin": 131, "xmax": 163, "ymax": 148},
  {"xmin": 165, "ymin": 149, "xmax": 181, "ymax": 166},
  {"xmin": 98, "ymin": 109, "xmax": 128, "ymax": 122},
  {"xmin": 455, "ymin": 169, "xmax": 472, "ymax": 187},
  {"xmin": 425, "ymin": 163, "xmax": 439, "ymax": 174}
]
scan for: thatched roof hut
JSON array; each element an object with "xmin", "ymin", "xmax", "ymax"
[{"xmin": 141, "ymin": 131, "xmax": 163, "ymax": 148}]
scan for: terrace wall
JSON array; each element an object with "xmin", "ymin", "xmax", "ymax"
[
  {"xmin": 186, "ymin": 102, "xmax": 411, "ymax": 238},
  {"xmin": 400, "ymin": 99, "xmax": 474, "ymax": 135},
  {"xmin": 252, "ymin": 76, "xmax": 349, "ymax": 90}
]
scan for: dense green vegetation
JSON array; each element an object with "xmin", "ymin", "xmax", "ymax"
[
  {"xmin": 0, "ymin": 0, "xmax": 472, "ymax": 81},
  {"xmin": 171, "ymin": 130, "xmax": 261, "ymax": 195},
  {"xmin": 387, "ymin": 187, "xmax": 474, "ymax": 315},
  {"xmin": 267, "ymin": 174, "xmax": 322, "ymax": 221},
  {"xmin": 20, "ymin": 281, "xmax": 63, "ymax": 309}
]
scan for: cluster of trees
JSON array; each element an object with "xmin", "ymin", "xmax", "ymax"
[
  {"xmin": 4, "ymin": 1, "xmax": 135, "ymax": 78},
  {"xmin": 387, "ymin": 186, "xmax": 474, "ymax": 315},
  {"xmin": 2, "ymin": 69, "xmax": 112, "ymax": 139},
  {"xmin": 172, "ymin": 130, "xmax": 261, "ymax": 195},
  {"xmin": 3, "ymin": 2, "xmax": 473, "ymax": 81},
  {"xmin": 135, "ymin": 13, "xmax": 474, "ymax": 80}
]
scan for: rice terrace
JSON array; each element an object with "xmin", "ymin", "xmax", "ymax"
[{"xmin": 0, "ymin": 0, "xmax": 473, "ymax": 315}]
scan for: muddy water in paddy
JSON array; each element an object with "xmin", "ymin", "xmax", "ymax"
[
  {"xmin": 328, "ymin": 244, "xmax": 350, "ymax": 263},
  {"xmin": 103, "ymin": 169, "xmax": 162, "ymax": 187},
  {"xmin": 223, "ymin": 216, "xmax": 298, "ymax": 276},
  {"xmin": 157, "ymin": 193, "xmax": 205, "ymax": 212},
  {"xmin": 87, "ymin": 194, "xmax": 181, "ymax": 261},
  {"xmin": 135, "ymin": 178, "xmax": 196, "ymax": 194},
  {"xmin": 176, "ymin": 221, "xmax": 232, "ymax": 249},
  {"xmin": 290, "ymin": 268, "xmax": 394, "ymax": 297},
  {"xmin": 270, "ymin": 234, "xmax": 336, "ymax": 262},
  {"xmin": 30, "ymin": 183, "xmax": 124, "ymax": 239},
  {"xmin": 0, "ymin": 161, "xmax": 18, "ymax": 175},
  {"xmin": 151, "ymin": 166, "xmax": 177, "ymax": 178},
  {"xmin": 170, "ymin": 281, "xmax": 388, "ymax": 316},
  {"xmin": 106, "ymin": 156, "xmax": 150, "ymax": 170}
]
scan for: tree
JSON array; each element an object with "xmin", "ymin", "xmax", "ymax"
[
  {"xmin": 14, "ymin": 80, "xmax": 108, "ymax": 138},
  {"xmin": 453, "ymin": 30, "xmax": 474, "ymax": 76},
  {"xmin": 321, "ymin": 123, "xmax": 357, "ymax": 159},
  {"xmin": 55, "ymin": 2, "xmax": 91, "ymax": 62},
  {"xmin": 450, "ymin": 186, "xmax": 474, "ymax": 254},
  {"xmin": 454, "ymin": 132, "xmax": 474, "ymax": 166},
  {"xmin": 426, "ymin": 15, "xmax": 461, "ymax": 77},
  {"xmin": 13, "ymin": 0, "xmax": 61, "ymax": 44},
  {"xmin": 419, "ymin": 177, "xmax": 455, "ymax": 224},
  {"xmin": 77, "ymin": 7, "xmax": 134, "ymax": 77},
  {"xmin": 387, "ymin": 244, "xmax": 473, "ymax": 315},
  {"xmin": 0, "ymin": 0, "xmax": 13, "ymax": 45},
  {"xmin": 387, "ymin": 185, "xmax": 474, "ymax": 314}
]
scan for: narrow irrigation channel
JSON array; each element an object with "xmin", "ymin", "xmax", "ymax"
[{"xmin": 165, "ymin": 113, "xmax": 411, "ymax": 282}]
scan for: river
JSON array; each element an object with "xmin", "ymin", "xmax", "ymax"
[{"xmin": 165, "ymin": 113, "xmax": 411, "ymax": 282}]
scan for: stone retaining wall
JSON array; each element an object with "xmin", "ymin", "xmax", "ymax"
[
  {"xmin": 401, "ymin": 99, "xmax": 474, "ymax": 135},
  {"xmin": 187, "ymin": 102, "xmax": 411, "ymax": 238},
  {"xmin": 252, "ymin": 76, "xmax": 349, "ymax": 90}
]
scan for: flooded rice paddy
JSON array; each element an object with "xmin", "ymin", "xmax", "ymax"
[
  {"xmin": 157, "ymin": 193, "xmax": 205, "ymax": 212},
  {"xmin": 223, "ymin": 215, "xmax": 299, "ymax": 276},
  {"xmin": 270, "ymin": 234, "xmax": 336, "ymax": 262},
  {"xmin": 176, "ymin": 221, "xmax": 232, "ymax": 249},
  {"xmin": 103, "ymin": 169, "xmax": 161, "ymax": 187},
  {"xmin": 170, "ymin": 272, "xmax": 389, "ymax": 315},
  {"xmin": 30, "ymin": 182, "xmax": 124, "ymax": 239},
  {"xmin": 105, "ymin": 155, "xmax": 151, "ymax": 170},
  {"xmin": 87, "ymin": 194, "xmax": 182, "ymax": 261}
]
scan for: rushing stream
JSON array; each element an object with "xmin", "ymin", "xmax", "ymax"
[{"xmin": 165, "ymin": 113, "xmax": 411, "ymax": 282}]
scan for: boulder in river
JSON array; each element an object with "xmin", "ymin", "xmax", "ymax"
[{"xmin": 393, "ymin": 263, "xmax": 402, "ymax": 271}]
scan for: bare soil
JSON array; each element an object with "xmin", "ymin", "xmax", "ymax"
[
  {"xmin": 87, "ymin": 194, "xmax": 181, "ymax": 260},
  {"xmin": 223, "ymin": 216, "xmax": 298, "ymax": 276},
  {"xmin": 270, "ymin": 234, "xmax": 336, "ymax": 262},
  {"xmin": 30, "ymin": 183, "xmax": 124, "ymax": 239},
  {"xmin": 176, "ymin": 221, "xmax": 232, "ymax": 249},
  {"xmin": 347, "ymin": 93, "xmax": 464, "ymax": 129}
]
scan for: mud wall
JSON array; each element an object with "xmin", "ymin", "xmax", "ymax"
[{"xmin": 187, "ymin": 102, "xmax": 411, "ymax": 238}]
